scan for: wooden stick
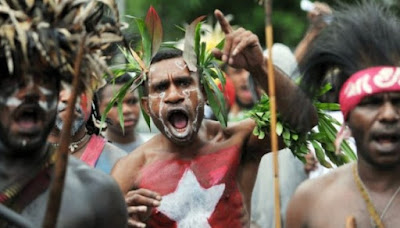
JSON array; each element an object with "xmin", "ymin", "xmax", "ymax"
[
  {"xmin": 42, "ymin": 34, "xmax": 87, "ymax": 228},
  {"xmin": 346, "ymin": 216, "xmax": 357, "ymax": 228},
  {"xmin": 264, "ymin": 0, "xmax": 281, "ymax": 227}
]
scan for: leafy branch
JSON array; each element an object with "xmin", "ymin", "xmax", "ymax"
[{"xmin": 248, "ymin": 83, "xmax": 357, "ymax": 167}]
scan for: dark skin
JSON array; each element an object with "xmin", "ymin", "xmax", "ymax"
[
  {"xmin": 99, "ymin": 84, "xmax": 141, "ymax": 145},
  {"xmin": 286, "ymin": 92, "xmax": 400, "ymax": 228},
  {"xmin": 0, "ymin": 68, "xmax": 127, "ymax": 227},
  {"xmin": 112, "ymin": 10, "xmax": 317, "ymax": 227}
]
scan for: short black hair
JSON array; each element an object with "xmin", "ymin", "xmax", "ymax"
[
  {"xmin": 151, "ymin": 48, "xmax": 183, "ymax": 64},
  {"xmin": 299, "ymin": 0, "xmax": 400, "ymax": 98}
]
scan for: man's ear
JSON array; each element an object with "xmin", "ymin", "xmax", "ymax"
[{"xmin": 141, "ymin": 97, "xmax": 151, "ymax": 115}]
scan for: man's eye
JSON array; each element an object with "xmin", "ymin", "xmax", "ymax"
[
  {"xmin": 155, "ymin": 84, "xmax": 167, "ymax": 92},
  {"xmin": 358, "ymin": 98, "xmax": 382, "ymax": 107},
  {"xmin": 127, "ymin": 98, "xmax": 138, "ymax": 105}
]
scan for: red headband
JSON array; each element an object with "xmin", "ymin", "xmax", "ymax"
[{"xmin": 339, "ymin": 66, "xmax": 400, "ymax": 119}]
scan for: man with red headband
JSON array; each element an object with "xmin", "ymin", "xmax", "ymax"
[{"xmin": 286, "ymin": 1, "xmax": 400, "ymax": 228}]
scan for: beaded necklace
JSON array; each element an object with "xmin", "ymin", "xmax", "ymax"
[{"xmin": 353, "ymin": 163, "xmax": 400, "ymax": 228}]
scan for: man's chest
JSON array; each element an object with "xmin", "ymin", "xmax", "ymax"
[
  {"xmin": 139, "ymin": 145, "xmax": 246, "ymax": 227},
  {"xmin": 139, "ymin": 145, "xmax": 241, "ymax": 194}
]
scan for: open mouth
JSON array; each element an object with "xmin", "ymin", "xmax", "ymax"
[
  {"xmin": 13, "ymin": 104, "xmax": 44, "ymax": 133},
  {"xmin": 373, "ymin": 134, "xmax": 400, "ymax": 144},
  {"xmin": 168, "ymin": 110, "xmax": 189, "ymax": 132}
]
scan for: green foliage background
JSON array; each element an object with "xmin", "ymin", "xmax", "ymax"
[{"xmin": 123, "ymin": 0, "xmax": 399, "ymax": 49}]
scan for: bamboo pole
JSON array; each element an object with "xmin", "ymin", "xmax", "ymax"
[
  {"xmin": 42, "ymin": 34, "xmax": 87, "ymax": 228},
  {"xmin": 264, "ymin": 0, "xmax": 281, "ymax": 227}
]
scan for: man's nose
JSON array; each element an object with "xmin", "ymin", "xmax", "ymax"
[
  {"xmin": 18, "ymin": 77, "xmax": 40, "ymax": 102},
  {"xmin": 378, "ymin": 102, "xmax": 400, "ymax": 123},
  {"xmin": 59, "ymin": 88, "xmax": 71, "ymax": 103},
  {"xmin": 164, "ymin": 87, "xmax": 184, "ymax": 104}
]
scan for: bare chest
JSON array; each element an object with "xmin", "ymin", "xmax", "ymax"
[
  {"xmin": 307, "ymin": 190, "xmax": 400, "ymax": 228},
  {"xmin": 139, "ymin": 145, "xmax": 246, "ymax": 227}
]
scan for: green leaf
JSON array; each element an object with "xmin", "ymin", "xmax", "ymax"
[
  {"xmin": 203, "ymin": 71, "xmax": 227, "ymax": 127},
  {"xmin": 100, "ymin": 76, "xmax": 135, "ymax": 132},
  {"xmin": 183, "ymin": 15, "xmax": 205, "ymax": 72},
  {"xmin": 311, "ymin": 140, "xmax": 333, "ymax": 168},
  {"xmin": 315, "ymin": 102, "xmax": 341, "ymax": 111},
  {"xmin": 283, "ymin": 130, "xmax": 291, "ymax": 140},
  {"xmin": 317, "ymin": 83, "xmax": 332, "ymax": 97},
  {"xmin": 145, "ymin": 6, "xmax": 163, "ymax": 58},
  {"xmin": 253, "ymin": 126, "xmax": 260, "ymax": 136},
  {"xmin": 276, "ymin": 122, "xmax": 283, "ymax": 136},
  {"xmin": 258, "ymin": 130, "xmax": 265, "ymax": 140},
  {"xmin": 135, "ymin": 18, "xmax": 152, "ymax": 66},
  {"xmin": 138, "ymin": 84, "xmax": 151, "ymax": 130},
  {"xmin": 199, "ymin": 42, "xmax": 206, "ymax": 65}
]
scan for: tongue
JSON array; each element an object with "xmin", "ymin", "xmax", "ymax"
[
  {"xmin": 18, "ymin": 118, "xmax": 36, "ymax": 128},
  {"xmin": 170, "ymin": 113, "xmax": 188, "ymax": 129}
]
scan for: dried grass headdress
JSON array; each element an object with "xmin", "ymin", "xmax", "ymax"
[{"xmin": 0, "ymin": 0, "xmax": 123, "ymax": 92}]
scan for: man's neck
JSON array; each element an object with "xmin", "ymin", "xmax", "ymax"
[
  {"xmin": 49, "ymin": 126, "xmax": 87, "ymax": 143},
  {"xmin": 0, "ymin": 143, "xmax": 49, "ymax": 189},
  {"xmin": 106, "ymin": 129, "xmax": 136, "ymax": 144},
  {"xmin": 357, "ymin": 159, "xmax": 400, "ymax": 192}
]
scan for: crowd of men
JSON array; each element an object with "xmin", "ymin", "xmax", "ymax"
[{"xmin": 1, "ymin": 0, "xmax": 400, "ymax": 228}]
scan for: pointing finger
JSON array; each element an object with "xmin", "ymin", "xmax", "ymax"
[{"xmin": 214, "ymin": 9, "xmax": 232, "ymax": 34}]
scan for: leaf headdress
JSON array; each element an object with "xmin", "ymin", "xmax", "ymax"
[{"xmin": 110, "ymin": 7, "xmax": 228, "ymax": 129}]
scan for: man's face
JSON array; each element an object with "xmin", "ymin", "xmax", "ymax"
[
  {"xmin": 143, "ymin": 57, "xmax": 205, "ymax": 145},
  {"xmin": 99, "ymin": 84, "xmax": 140, "ymax": 135},
  {"xmin": 226, "ymin": 66, "xmax": 253, "ymax": 107},
  {"xmin": 348, "ymin": 92, "xmax": 400, "ymax": 169},
  {"xmin": 0, "ymin": 72, "xmax": 59, "ymax": 156},
  {"xmin": 55, "ymin": 86, "xmax": 91, "ymax": 136}
]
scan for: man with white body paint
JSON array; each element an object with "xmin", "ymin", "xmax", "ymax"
[{"xmin": 112, "ymin": 10, "xmax": 317, "ymax": 227}]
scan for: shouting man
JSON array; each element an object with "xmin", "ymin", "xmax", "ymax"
[
  {"xmin": 286, "ymin": 1, "xmax": 400, "ymax": 228},
  {"xmin": 112, "ymin": 10, "xmax": 317, "ymax": 227}
]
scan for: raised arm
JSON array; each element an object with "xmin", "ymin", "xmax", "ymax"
[{"xmin": 213, "ymin": 9, "xmax": 318, "ymax": 132}]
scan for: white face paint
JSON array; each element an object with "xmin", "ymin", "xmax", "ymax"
[{"xmin": 1, "ymin": 85, "xmax": 56, "ymax": 112}]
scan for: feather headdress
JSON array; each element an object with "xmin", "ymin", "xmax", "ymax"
[{"xmin": 0, "ymin": 0, "xmax": 123, "ymax": 92}]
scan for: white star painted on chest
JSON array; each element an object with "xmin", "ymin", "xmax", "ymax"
[{"xmin": 157, "ymin": 169, "xmax": 225, "ymax": 228}]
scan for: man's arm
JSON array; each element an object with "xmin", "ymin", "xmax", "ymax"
[
  {"xmin": 83, "ymin": 170, "xmax": 128, "ymax": 228},
  {"xmin": 285, "ymin": 180, "xmax": 314, "ymax": 228},
  {"xmin": 213, "ymin": 10, "xmax": 317, "ymax": 133},
  {"xmin": 111, "ymin": 150, "xmax": 162, "ymax": 228}
]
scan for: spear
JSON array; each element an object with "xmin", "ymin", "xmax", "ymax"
[
  {"xmin": 264, "ymin": 0, "xmax": 281, "ymax": 227},
  {"xmin": 42, "ymin": 34, "xmax": 87, "ymax": 228}
]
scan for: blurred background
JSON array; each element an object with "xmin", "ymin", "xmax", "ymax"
[{"xmin": 116, "ymin": 0, "xmax": 400, "ymax": 50}]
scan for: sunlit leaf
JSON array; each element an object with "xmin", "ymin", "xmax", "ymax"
[
  {"xmin": 183, "ymin": 15, "xmax": 206, "ymax": 72},
  {"xmin": 145, "ymin": 6, "xmax": 163, "ymax": 58},
  {"xmin": 138, "ymin": 84, "xmax": 151, "ymax": 130},
  {"xmin": 135, "ymin": 18, "xmax": 152, "ymax": 66}
]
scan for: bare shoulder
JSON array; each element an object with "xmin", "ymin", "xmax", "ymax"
[
  {"xmin": 111, "ymin": 139, "xmax": 150, "ymax": 193},
  {"xmin": 67, "ymin": 157, "xmax": 124, "ymax": 197},
  {"xmin": 62, "ymin": 157, "xmax": 127, "ymax": 227},
  {"xmin": 286, "ymin": 163, "xmax": 353, "ymax": 227}
]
